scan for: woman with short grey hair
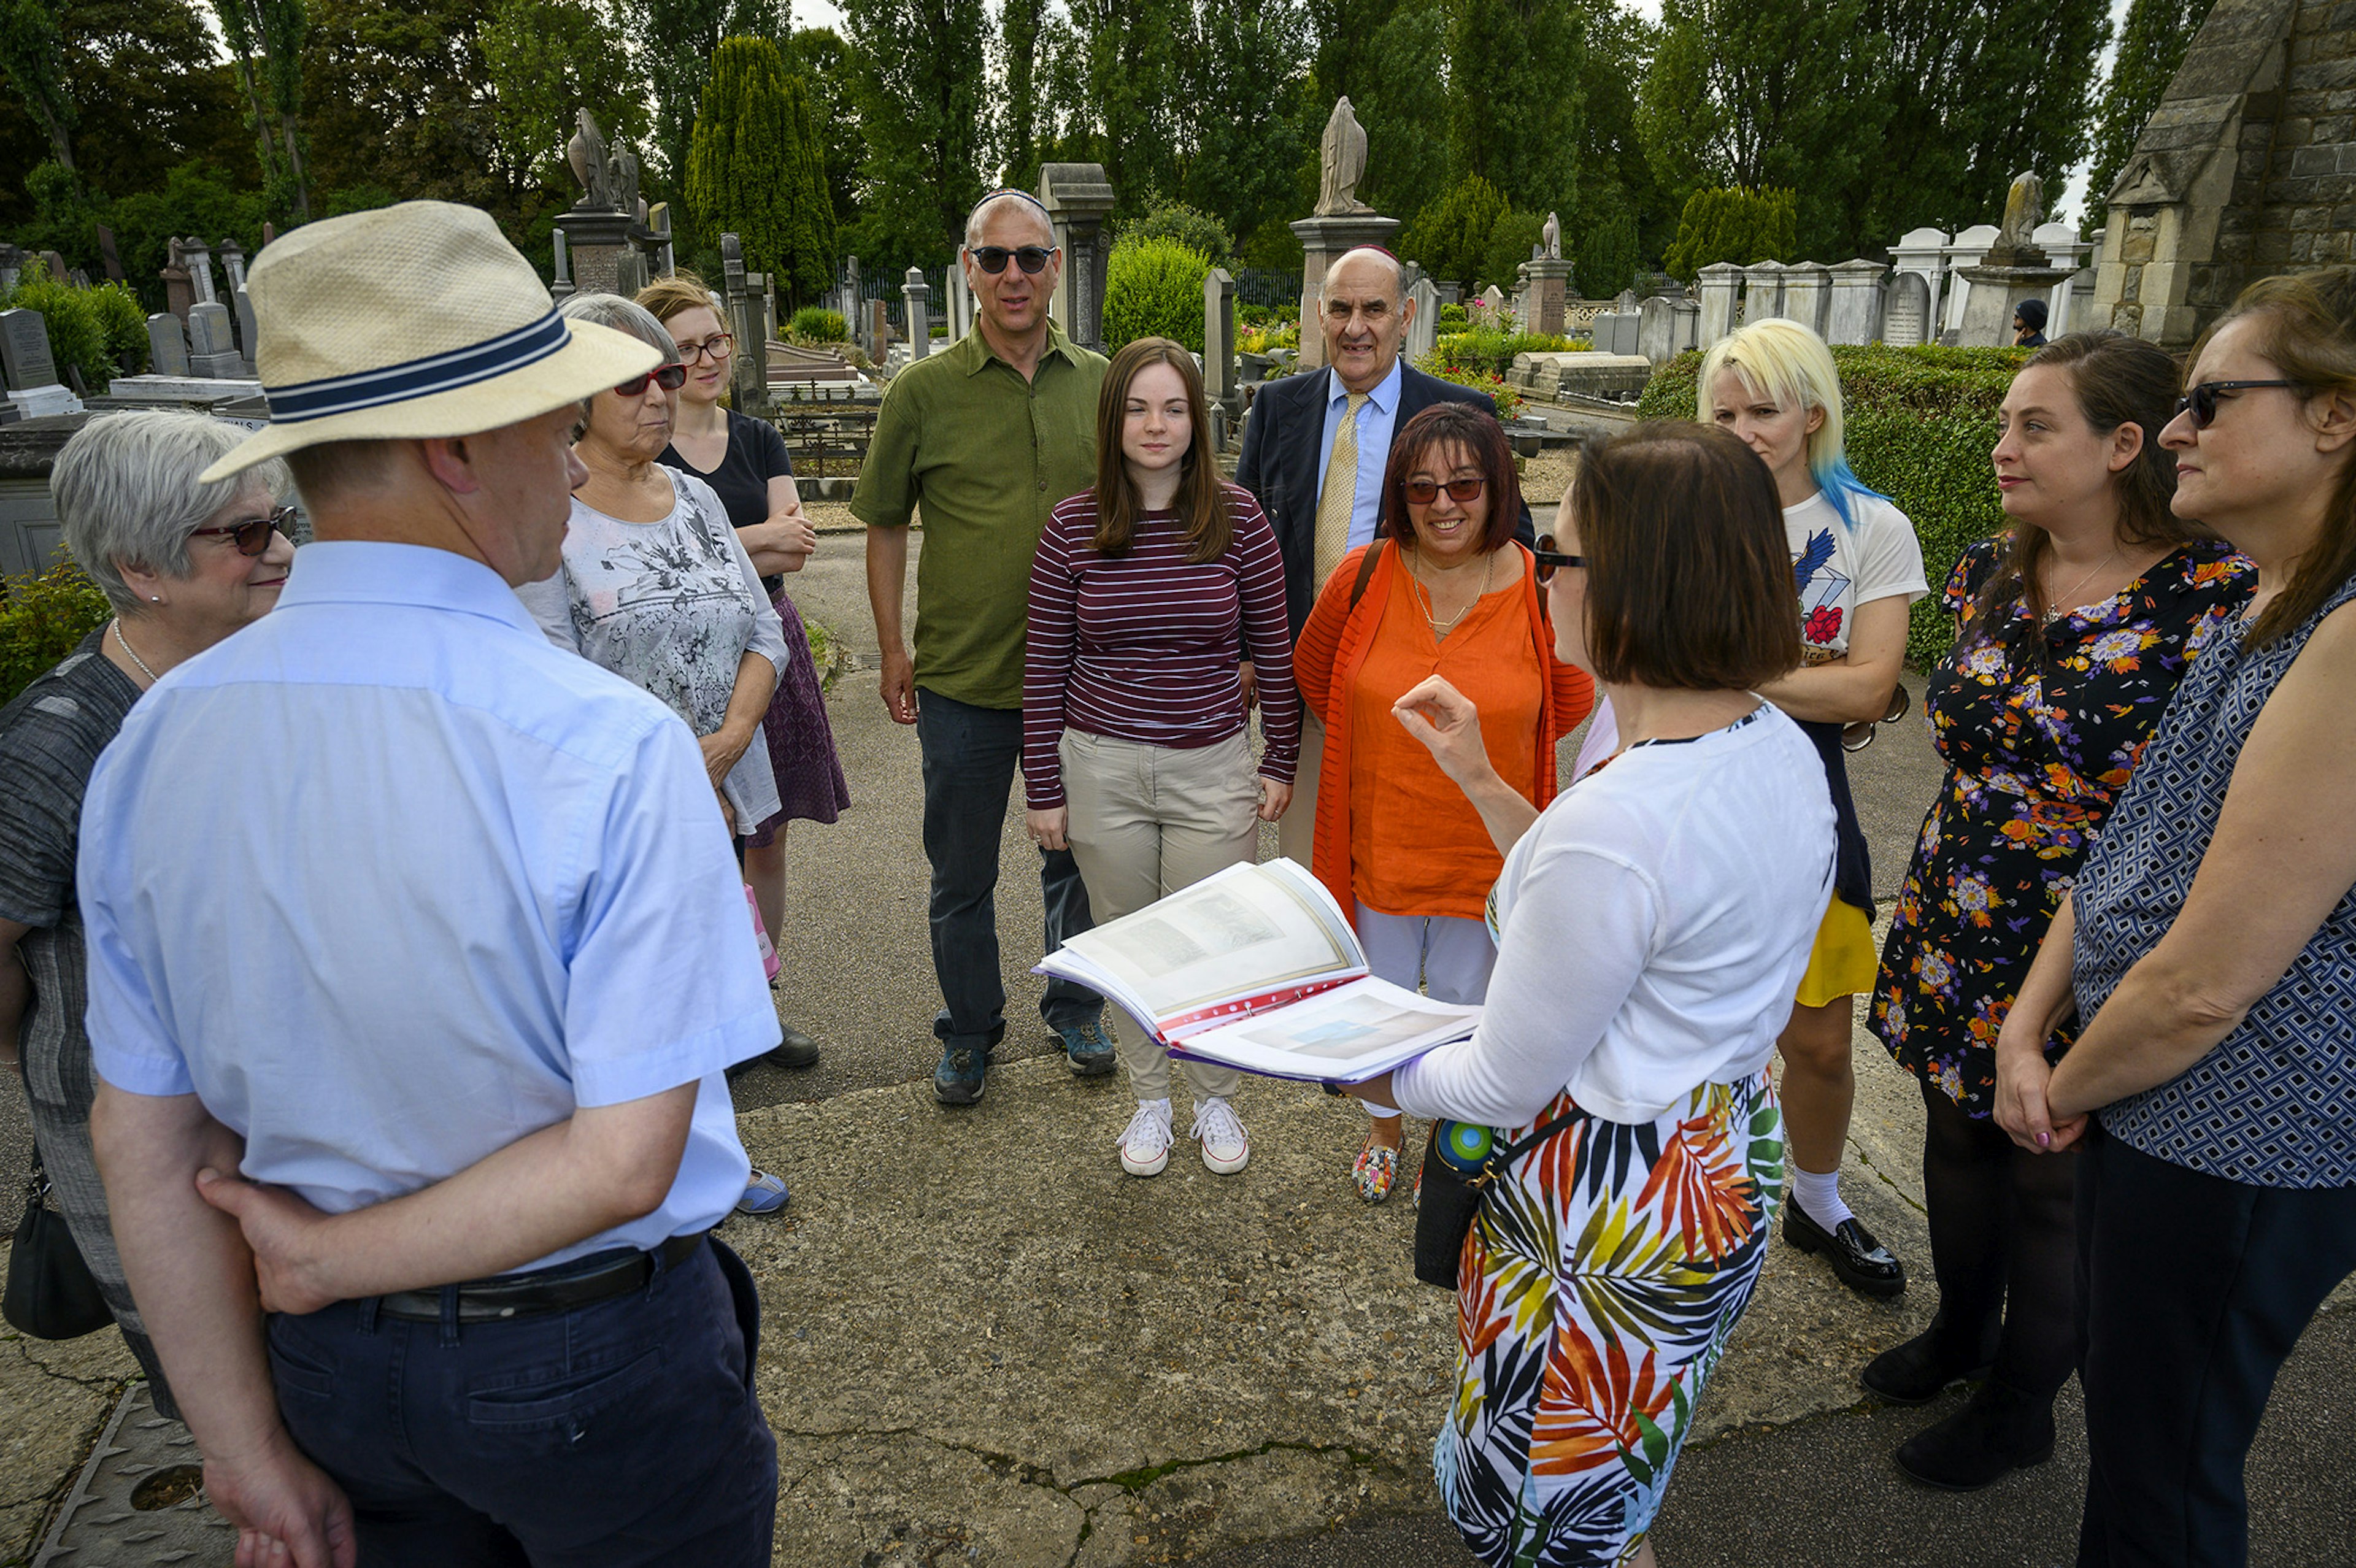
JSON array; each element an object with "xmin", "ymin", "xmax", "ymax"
[
  {"xmin": 517, "ymin": 293, "xmax": 796, "ymax": 1213},
  {"xmin": 0, "ymin": 410, "xmax": 292, "ymax": 1412}
]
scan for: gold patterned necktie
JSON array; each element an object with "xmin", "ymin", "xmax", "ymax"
[{"xmin": 1314, "ymin": 391, "xmax": 1368, "ymax": 591}]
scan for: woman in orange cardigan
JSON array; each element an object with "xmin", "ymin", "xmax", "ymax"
[{"xmin": 1296, "ymin": 401, "xmax": 1595, "ymax": 1201}]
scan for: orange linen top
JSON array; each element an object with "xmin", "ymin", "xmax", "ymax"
[{"xmin": 1294, "ymin": 541, "xmax": 1596, "ymax": 925}]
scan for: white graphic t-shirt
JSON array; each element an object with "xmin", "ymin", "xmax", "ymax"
[{"xmin": 1785, "ymin": 488, "xmax": 1928, "ymax": 664}]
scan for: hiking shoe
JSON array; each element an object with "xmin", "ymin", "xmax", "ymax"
[
  {"xmin": 1118, "ymin": 1099, "xmax": 1174, "ymax": 1177},
  {"xmin": 736, "ymin": 1169, "xmax": 790, "ymax": 1215},
  {"xmin": 933, "ymin": 1046, "xmax": 986, "ymax": 1105},
  {"xmin": 1192, "ymin": 1096, "xmax": 1250, "ymax": 1174},
  {"xmin": 1058, "ymin": 1018, "xmax": 1119, "ymax": 1077}
]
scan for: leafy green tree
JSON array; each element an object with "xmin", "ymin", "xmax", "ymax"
[
  {"xmin": 687, "ymin": 37, "xmax": 833, "ymax": 306},
  {"xmin": 1661, "ymin": 185, "xmax": 1796, "ymax": 279},
  {"xmin": 1480, "ymin": 209, "xmax": 1544, "ymax": 290},
  {"xmin": 1449, "ymin": 0, "xmax": 1582, "ymax": 221},
  {"xmin": 1102, "ymin": 235, "xmax": 1209, "ymax": 351},
  {"xmin": 2084, "ymin": 0, "xmax": 2214, "ymax": 232},
  {"xmin": 0, "ymin": 0, "xmax": 74, "ymax": 174},
  {"xmin": 480, "ymin": 0, "xmax": 644, "ymax": 191},
  {"xmin": 632, "ymin": 0, "xmax": 786, "ymax": 190},
  {"xmin": 1349, "ymin": 0, "xmax": 1449, "ymax": 226},
  {"xmin": 840, "ymin": 0, "xmax": 988, "ymax": 268},
  {"xmin": 1570, "ymin": 0, "xmax": 1672, "ymax": 269},
  {"xmin": 1401, "ymin": 172, "xmax": 1508, "ymax": 288},
  {"xmin": 1574, "ymin": 207, "xmax": 1638, "ymax": 297},
  {"xmin": 790, "ymin": 28, "xmax": 863, "ymax": 235},
  {"xmin": 1051, "ymin": 0, "xmax": 1190, "ymax": 201},
  {"xmin": 995, "ymin": 0, "xmax": 1044, "ymax": 188},
  {"xmin": 1178, "ymin": 0, "xmax": 1312, "ymax": 250},
  {"xmin": 1123, "ymin": 201, "xmax": 1232, "ymax": 265}
]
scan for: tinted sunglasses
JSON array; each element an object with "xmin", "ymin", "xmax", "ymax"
[
  {"xmin": 1403, "ymin": 476, "xmax": 1486, "ymax": 505},
  {"xmin": 2175, "ymin": 379, "xmax": 2299, "ymax": 428},
  {"xmin": 189, "ymin": 504, "xmax": 296, "ymax": 556},
  {"xmin": 615, "ymin": 363, "xmax": 689, "ymax": 396},
  {"xmin": 971, "ymin": 245, "xmax": 1053, "ymax": 275},
  {"xmin": 1533, "ymin": 532, "xmax": 1585, "ymax": 583}
]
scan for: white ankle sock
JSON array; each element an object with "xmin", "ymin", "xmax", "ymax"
[
  {"xmin": 1791, "ymin": 1164, "xmax": 1852, "ymax": 1229},
  {"xmin": 1366, "ymin": 1103, "xmax": 1401, "ymax": 1120}
]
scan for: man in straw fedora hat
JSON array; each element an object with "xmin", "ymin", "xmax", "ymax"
[{"xmin": 79, "ymin": 201, "xmax": 782, "ymax": 1567}]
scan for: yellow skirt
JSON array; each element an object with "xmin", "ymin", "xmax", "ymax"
[{"xmin": 1795, "ymin": 897, "xmax": 1877, "ymax": 1009}]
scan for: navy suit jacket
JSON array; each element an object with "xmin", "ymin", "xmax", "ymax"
[{"xmin": 1233, "ymin": 361, "xmax": 1538, "ymax": 642}]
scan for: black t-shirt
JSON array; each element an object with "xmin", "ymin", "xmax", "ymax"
[{"xmin": 656, "ymin": 409, "xmax": 796, "ymax": 594}]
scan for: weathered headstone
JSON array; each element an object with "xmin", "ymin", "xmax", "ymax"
[
  {"xmin": 1669, "ymin": 296, "xmax": 1701, "ymax": 355},
  {"xmin": 550, "ymin": 229, "xmax": 574, "ymax": 302},
  {"xmin": 1203, "ymin": 266, "xmax": 1237, "ymax": 410},
  {"xmin": 95, "ymin": 224, "xmax": 124, "ymax": 282},
  {"xmin": 647, "ymin": 201, "xmax": 674, "ymax": 277},
  {"xmin": 945, "ymin": 262, "xmax": 972, "ymax": 342},
  {"xmin": 181, "ymin": 239, "xmax": 218, "ymax": 306},
  {"xmin": 903, "ymin": 266, "xmax": 931, "ymax": 360},
  {"xmin": 1780, "ymin": 262, "xmax": 1832, "ymax": 336},
  {"xmin": 161, "ymin": 244, "xmax": 194, "ymax": 322},
  {"xmin": 219, "ymin": 239, "xmax": 247, "ymax": 293},
  {"xmin": 1404, "ymin": 274, "xmax": 1438, "ymax": 362},
  {"xmin": 720, "ymin": 234, "xmax": 764, "ymax": 409},
  {"xmin": 1825, "ymin": 259, "xmax": 1888, "ymax": 345},
  {"xmin": 188, "ymin": 301, "xmax": 244, "ymax": 377},
  {"xmin": 1637, "ymin": 295, "xmax": 1677, "ymax": 363},
  {"xmin": 234, "ymin": 288, "xmax": 259, "ymax": 372},
  {"xmin": 1697, "ymin": 263, "xmax": 1742, "ymax": 346},
  {"xmin": 1039, "ymin": 163, "xmax": 1117, "ymax": 351},
  {"xmin": 867, "ymin": 298, "xmax": 891, "ymax": 361},
  {"xmin": 1883, "ymin": 271, "xmax": 1932, "ymax": 347},
  {"xmin": 1740, "ymin": 261, "xmax": 1785, "ymax": 325},
  {"xmin": 0, "ymin": 243, "xmax": 20, "ymax": 294},
  {"xmin": 39, "ymin": 250, "xmax": 68, "ymax": 283},
  {"xmin": 1479, "ymin": 285, "xmax": 1506, "ymax": 318},
  {"xmin": 147, "ymin": 312, "xmax": 191, "ymax": 377},
  {"xmin": 2, "ymin": 307, "xmax": 80, "ymax": 415}
]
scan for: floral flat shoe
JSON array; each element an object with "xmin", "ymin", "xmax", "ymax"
[{"xmin": 1352, "ymin": 1134, "xmax": 1400, "ymax": 1204}]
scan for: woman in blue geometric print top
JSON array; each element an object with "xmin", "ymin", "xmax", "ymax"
[
  {"xmin": 1867, "ymin": 332, "xmax": 2250, "ymax": 1491},
  {"xmin": 1995, "ymin": 267, "xmax": 2356, "ymax": 1566}
]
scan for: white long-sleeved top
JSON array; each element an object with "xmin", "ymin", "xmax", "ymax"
[{"xmin": 1390, "ymin": 704, "xmax": 1836, "ymax": 1128}]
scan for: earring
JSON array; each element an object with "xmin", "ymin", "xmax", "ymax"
[{"xmin": 149, "ymin": 596, "xmax": 161, "ymax": 602}]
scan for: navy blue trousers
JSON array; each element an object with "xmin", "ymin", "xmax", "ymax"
[
  {"xmin": 2076, "ymin": 1124, "xmax": 2356, "ymax": 1567},
  {"xmin": 266, "ymin": 1237, "xmax": 776, "ymax": 1567},
  {"xmin": 915, "ymin": 688, "xmax": 1101, "ymax": 1050}
]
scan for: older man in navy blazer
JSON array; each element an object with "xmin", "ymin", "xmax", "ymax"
[{"xmin": 1234, "ymin": 245, "xmax": 1531, "ymax": 862}]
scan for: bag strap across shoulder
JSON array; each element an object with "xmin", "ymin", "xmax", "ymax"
[
  {"xmin": 1467, "ymin": 1108, "xmax": 1582, "ymax": 1189},
  {"xmin": 1347, "ymin": 537, "xmax": 1386, "ymax": 612}
]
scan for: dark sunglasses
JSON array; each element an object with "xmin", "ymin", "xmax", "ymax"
[
  {"xmin": 189, "ymin": 504, "xmax": 296, "ymax": 556},
  {"xmin": 2175, "ymin": 379, "xmax": 2300, "ymax": 428},
  {"xmin": 614, "ymin": 363, "xmax": 689, "ymax": 396},
  {"xmin": 1533, "ymin": 532, "xmax": 1585, "ymax": 583},
  {"xmin": 971, "ymin": 245, "xmax": 1053, "ymax": 275},
  {"xmin": 1403, "ymin": 476, "xmax": 1486, "ymax": 505}
]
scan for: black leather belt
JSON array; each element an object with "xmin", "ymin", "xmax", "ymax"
[{"xmin": 372, "ymin": 1231, "xmax": 707, "ymax": 1324}]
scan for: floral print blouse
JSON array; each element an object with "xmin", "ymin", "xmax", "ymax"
[{"xmin": 1870, "ymin": 536, "xmax": 2253, "ymax": 1115}]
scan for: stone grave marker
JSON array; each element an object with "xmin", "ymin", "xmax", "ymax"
[
  {"xmin": 234, "ymin": 288, "xmax": 259, "ymax": 371},
  {"xmin": 1883, "ymin": 271, "xmax": 1931, "ymax": 347},
  {"xmin": 1203, "ymin": 267, "xmax": 1236, "ymax": 408},
  {"xmin": 2, "ymin": 306, "xmax": 80, "ymax": 415},
  {"xmin": 188, "ymin": 301, "xmax": 244, "ymax": 377},
  {"xmin": 1636, "ymin": 295, "xmax": 1676, "ymax": 363},
  {"xmin": 96, "ymin": 224, "xmax": 125, "ymax": 282},
  {"xmin": 903, "ymin": 266, "xmax": 931, "ymax": 360},
  {"xmin": 1406, "ymin": 275, "xmax": 1438, "ymax": 361},
  {"xmin": 1824, "ymin": 259, "xmax": 1888, "ymax": 345},
  {"xmin": 147, "ymin": 313, "xmax": 191, "ymax": 377},
  {"xmin": 0, "ymin": 243, "xmax": 20, "ymax": 293}
]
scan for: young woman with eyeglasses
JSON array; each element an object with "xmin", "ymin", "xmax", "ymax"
[
  {"xmin": 637, "ymin": 273, "xmax": 846, "ymax": 1072},
  {"xmin": 1292, "ymin": 399, "xmax": 1594, "ymax": 1202},
  {"xmin": 1996, "ymin": 267, "xmax": 2356, "ymax": 1563}
]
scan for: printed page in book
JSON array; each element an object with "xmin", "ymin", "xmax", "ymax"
[
  {"xmin": 1039, "ymin": 859, "xmax": 1366, "ymax": 1039},
  {"xmin": 1168, "ymin": 976, "xmax": 1477, "ymax": 1083}
]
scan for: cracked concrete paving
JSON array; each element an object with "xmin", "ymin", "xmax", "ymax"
[{"xmin": 0, "ymin": 1310, "xmax": 139, "ymax": 1564}]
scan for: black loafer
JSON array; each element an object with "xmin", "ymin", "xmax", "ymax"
[
  {"xmin": 768, "ymin": 1023, "xmax": 820, "ymax": 1070},
  {"xmin": 1783, "ymin": 1203, "xmax": 1906, "ymax": 1297},
  {"xmin": 1895, "ymin": 1379, "xmax": 2055, "ymax": 1491},
  {"xmin": 1861, "ymin": 1315, "xmax": 1999, "ymax": 1404}
]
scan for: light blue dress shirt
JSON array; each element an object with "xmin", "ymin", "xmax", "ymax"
[
  {"xmin": 1314, "ymin": 357, "xmax": 1404, "ymax": 550},
  {"xmin": 80, "ymin": 542, "xmax": 780, "ymax": 1273}
]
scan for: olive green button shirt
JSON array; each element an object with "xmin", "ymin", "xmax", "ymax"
[{"xmin": 852, "ymin": 320, "xmax": 1108, "ymax": 710}]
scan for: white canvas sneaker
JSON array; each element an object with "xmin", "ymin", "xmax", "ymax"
[
  {"xmin": 1119, "ymin": 1099, "xmax": 1174, "ymax": 1177},
  {"xmin": 1191, "ymin": 1096, "xmax": 1250, "ymax": 1174}
]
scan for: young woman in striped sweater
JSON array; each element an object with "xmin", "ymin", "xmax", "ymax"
[{"xmin": 1023, "ymin": 337, "xmax": 1302, "ymax": 1178}]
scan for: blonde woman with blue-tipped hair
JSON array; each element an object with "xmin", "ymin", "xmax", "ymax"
[{"xmin": 1700, "ymin": 318, "xmax": 1928, "ymax": 1298}]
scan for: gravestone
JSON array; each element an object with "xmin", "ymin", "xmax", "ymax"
[
  {"xmin": 39, "ymin": 250, "xmax": 68, "ymax": 283},
  {"xmin": 0, "ymin": 244, "xmax": 20, "ymax": 293},
  {"xmin": 188, "ymin": 301, "xmax": 244, "ymax": 377},
  {"xmin": 2, "ymin": 306, "xmax": 80, "ymax": 415},
  {"xmin": 1039, "ymin": 163, "xmax": 1117, "ymax": 351},
  {"xmin": 1203, "ymin": 267, "xmax": 1237, "ymax": 411},
  {"xmin": 946, "ymin": 263, "xmax": 972, "ymax": 342},
  {"xmin": 1780, "ymin": 263, "xmax": 1831, "ymax": 335},
  {"xmin": 903, "ymin": 266, "xmax": 932, "ymax": 361},
  {"xmin": 1436, "ymin": 281, "xmax": 1461, "ymax": 307},
  {"xmin": 1697, "ymin": 263, "xmax": 1743, "ymax": 346},
  {"xmin": 147, "ymin": 313, "xmax": 190, "ymax": 377},
  {"xmin": 219, "ymin": 239, "xmax": 247, "ymax": 293},
  {"xmin": 867, "ymin": 299, "xmax": 891, "ymax": 361},
  {"xmin": 234, "ymin": 288, "xmax": 258, "ymax": 372},
  {"xmin": 1405, "ymin": 275, "xmax": 1438, "ymax": 362},
  {"xmin": 550, "ymin": 229, "xmax": 574, "ymax": 302},
  {"xmin": 1636, "ymin": 294, "xmax": 1677, "ymax": 363},
  {"xmin": 180, "ymin": 239, "xmax": 218, "ymax": 306},
  {"xmin": 95, "ymin": 224, "xmax": 124, "ymax": 282},
  {"xmin": 1883, "ymin": 271, "xmax": 1931, "ymax": 347},
  {"xmin": 1825, "ymin": 259, "xmax": 1888, "ymax": 345},
  {"xmin": 1479, "ymin": 285, "xmax": 1506, "ymax": 317},
  {"xmin": 1740, "ymin": 261, "xmax": 1785, "ymax": 325}
]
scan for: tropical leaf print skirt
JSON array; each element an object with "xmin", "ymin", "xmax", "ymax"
[{"xmin": 1434, "ymin": 1068, "xmax": 1784, "ymax": 1568}]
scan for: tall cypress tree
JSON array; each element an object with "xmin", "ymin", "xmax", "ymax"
[
  {"xmin": 687, "ymin": 37, "xmax": 791, "ymax": 291},
  {"xmin": 2084, "ymin": 0, "xmax": 2216, "ymax": 231},
  {"xmin": 776, "ymin": 71, "xmax": 835, "ymax": 306}
]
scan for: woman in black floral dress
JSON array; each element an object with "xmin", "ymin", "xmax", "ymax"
[{"xmin": 1866, "ymin": 332, "xmax": 2254, "ymax": 1488}]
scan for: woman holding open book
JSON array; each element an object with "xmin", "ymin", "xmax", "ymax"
[
  {"xmin": 1293, "ymin": 401, "xmax": 1595, "ymax": 1204},
  {"xmin": 1023, "ymin": 337, "xmax": 1300, "ymax": 1179},
  {"xmin": 1345, "ymin": 423, "xmax": 1836, "ymax": 1568}
]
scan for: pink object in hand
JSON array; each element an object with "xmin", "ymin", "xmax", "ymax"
[{"xmin": 746, "ymin": 884, "xmax": 781, "ymax": 982}]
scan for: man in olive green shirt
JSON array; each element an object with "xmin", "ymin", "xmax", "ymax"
[{"xmin": 855, "ymin": 189, "xmax": 1114, "ymax": 1105}]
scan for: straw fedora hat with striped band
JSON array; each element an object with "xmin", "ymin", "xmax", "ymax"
[{"xmin": 198, "ymin": 200, "xmax": 660, "ymax": 483}]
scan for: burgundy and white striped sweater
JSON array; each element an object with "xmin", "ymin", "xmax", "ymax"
[{"xmin": 1022, "ymin": 483, "xmax": 1301, "ymax": 810}]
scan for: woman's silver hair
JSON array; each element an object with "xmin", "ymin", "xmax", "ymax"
[
  {"xmin": 559, "ymin": 293, "xmax": 679, "ymax": 431},
  {"xmin": 52, "ymin": 411, "xmax": 288, "ymax": 614}
]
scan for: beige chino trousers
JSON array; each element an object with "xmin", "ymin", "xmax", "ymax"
[{"xmin": 1058, "ymin": 728, "xmax": 1258, "ymax": 1102}]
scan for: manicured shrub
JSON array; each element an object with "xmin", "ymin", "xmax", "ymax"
[
  {"xmin": 1663, "ymin": 186, "xmax": 1797, "ymax": 281},
  {"xmin": 88, "ymin": 282, "xmax": 150, "ymax": 375},
  {"xmin": 0, "ymin": 560, "xmax": 112, "ymax": 706},
  {"xmin": 787, "ymin": 306, "xmax": 849, "ymax": 342},
  {"xmin": 1123, "ymin": 202, "xmax": 1233, "ymax": 267},
  {"xmin": 0, "ymin": 275, "xmax": 117, "ymax": 391},
  {"xmin": 1413, "ymin": 352, "xmax": 1522, "ymax": 421},
  {"xmin": 1437, "ymin": 302, "xmax": 1468, "ymax": 329},
  {"xmin": 1637, "ymin": 343, "xmax": 2032, "ymax": 669},
  {"xmin": 1103, "ymin": 236, "xmax": 1210, "ymax": 353},
  {"xmin": 1431, "ymin": 329, "xmax": 1573, "ymax": 379}
]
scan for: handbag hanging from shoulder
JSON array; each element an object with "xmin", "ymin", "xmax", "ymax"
[
  {"xmin": 1412, "ymin": 1111, "xmax": 1582, "ymax": 1290},
  {"xmin": 4, "ymin": 1149, "xmax": 115, "ymax": 1340}
]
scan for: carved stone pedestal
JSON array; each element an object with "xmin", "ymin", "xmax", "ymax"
[{"xmin": 1288, "ymin": 213, "xmax": 1401, "ymax": 371}]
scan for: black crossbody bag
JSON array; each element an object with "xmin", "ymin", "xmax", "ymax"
[
  {"xmin": 5, "ymin": 1147, "xmax": 114, "ymax": 1339},
  {"xmin": 1412, "ymin": 1112, "xmax": 1582, "ymax": 1289}
]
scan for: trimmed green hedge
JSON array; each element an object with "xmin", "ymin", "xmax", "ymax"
[{"xmin": 1635, "ymin": 344, "xmax": 2032, "ymax": 671}]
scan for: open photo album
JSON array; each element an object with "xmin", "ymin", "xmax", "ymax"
[{"xmin": 1036, "ymin": 859, "xmax": 1480, "ymax": 1083}]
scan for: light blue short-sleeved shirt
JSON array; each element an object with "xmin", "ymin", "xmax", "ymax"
[
  {"xmin": 79, "ymin": 542, "xmax": 780, "ymax": 1272},
  {"xmin": 1314, "ymin": 358, "xmax": 1404, "ymax": 550}
]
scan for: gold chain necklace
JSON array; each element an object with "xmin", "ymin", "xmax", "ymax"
[
  {"xmin": 1408, "ymin": 550, "xmax": 1494, "ymax": 639},
  {"xmin": 2043, "ymin": 545, "xmax": 2122, "ymax": 624}
]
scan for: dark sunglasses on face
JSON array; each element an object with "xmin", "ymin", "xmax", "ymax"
[
  {"xmin": 2175, "ymin": 379, "xmax": 2300, "ymax": 428},
  {"xmin": 189, "ymin": 505, "xmax": 297, "ymax": 556},
  {"xmin": 614, "ymin": 363, "xmax": 689, "ymax": 396},
  {"xmin": 1403, "ymin": 476, "xmax": 1486, "ymax": 505},
  {"xmin": 1533, "ymin": 532, "xmax": 1585, "ymax": 584},
  {"xmin": 971, "ymin": 245, "xmax": 1053, "ymax": 275}
]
